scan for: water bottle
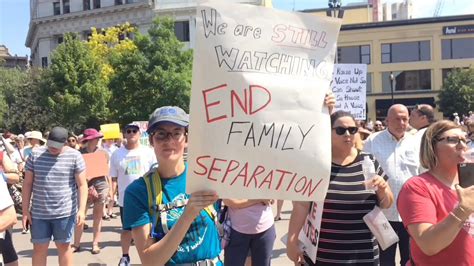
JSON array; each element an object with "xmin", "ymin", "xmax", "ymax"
[{"xmin": 362, "ymin": 156, "xmax": 377, "ymax": 191}]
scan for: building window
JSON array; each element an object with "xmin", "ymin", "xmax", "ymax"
[
  {"xmin": 337, "ymin": 45, "xmax": 371, "ymax": 64},
  {"xmin": 174, "ymin": 21, "xmax": 190, "ymax": 42},
  {"xmin": 63, "ymin": 0, "xmax": 70, "ymax": 13},
  {"xmin": 53, "ymin": 2, "xmax": 60, "ymax": 15},
  {"xmin": 382, "ymin": 70, "xmax": 431, "ymax": 92},
  {"xmin": 93, "ymin": 0, "xmax": 101, "ymax": 9},
  {"xmin": 441, "ymin": 38, "xmax": 474, "ymax": 59},
  {"xmin": 57, "ymin": 35, "xmax": 64, "ymax": 44},
  {"xmin": 366, "ymin": 73, "xmax": 372, "ymax": 93},
  {"xmin": 381, "ymin": 41, "xmax": 430, "ymax": 63},
  {"xmin": 41, "ymin": 57, "xmax": 48, "ymax": 68},
  {"xmin": 115, "ymin": 0, "xmax": 123, "ymax": 4},
  {"xmin": 83, "ymin": 30, "xmax": 92, "ymax": 41},
  {"xmin": 83, "ymin": 0, "xmax": 90, "ymax": 10}
]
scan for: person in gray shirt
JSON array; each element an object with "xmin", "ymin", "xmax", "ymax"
[{"xmin": 22, "ymin": 127, "xmax": 87, "ymax": 266}]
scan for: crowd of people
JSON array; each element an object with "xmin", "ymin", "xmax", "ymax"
[{"xmin": 0, "ymin": 97, "xmax": 473, "ymax": 266}]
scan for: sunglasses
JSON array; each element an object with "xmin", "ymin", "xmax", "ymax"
[
  {"xmin": 126, "ymin": 129, "xmax": 138, "ymax": 134},
  {"xmin": 333, "ymin": 126, "xmax": 358, "ymax": 135},
  {"xmin": 67, "ymin": 138, "xmax": 76, "ymax": 143},
  {"xmin": 436, "ymin": 136, "xmax": 471, "ymax": 145}
]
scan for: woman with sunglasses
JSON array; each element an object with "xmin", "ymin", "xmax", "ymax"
[
  {"xmin": 287, "ymin": 110, "xmax": 394, "ymax": 265},
  {"xmin": 397, "ymin": 120, "xmax": 474, "ymax": 265}
]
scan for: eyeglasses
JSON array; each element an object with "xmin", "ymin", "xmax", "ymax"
[
  {"xmin": 126, "ymin": 129, "xmax": 138, "ymax": 134},
  {"xmin": 436, "ymin": 136, "xmax": 471, "ymax": 145},
  {"xmin": 152, "ymin": 130, "xmax": 186, "ymax": 141},
  {"xmin": 67, "ymin": 138, "xmax": 76, "ymax": 143},
  {"xmin": 333, "ymin": 126, "xmax": 358, "ymax": 135}
]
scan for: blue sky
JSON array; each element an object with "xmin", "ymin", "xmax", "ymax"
[{"xmin": 0, "ymin": 0, "xmax": 473, "ymax": 56}]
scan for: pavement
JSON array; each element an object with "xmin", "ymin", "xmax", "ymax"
[{"xmin": 10, "ymin": 201, "xmax": 293, "ymax": 265}]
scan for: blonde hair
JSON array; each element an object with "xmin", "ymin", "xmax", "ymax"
[{"xmin": 420, "ymin": 120, "xmax": 462, "ymax": 170}]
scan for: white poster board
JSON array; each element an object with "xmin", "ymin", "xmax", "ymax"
[
  {"xmin": 187, "ymin": 1, "xmax": 342, "ymax": 201},
  {"xmin": 331, "ymin": 64, "xmax": 367, "ymax": 120},
  {"xmin": 298, "ymin": 201, "xmax": 324, "ymax": 263}
]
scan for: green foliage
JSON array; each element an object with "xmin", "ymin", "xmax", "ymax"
[
  {"xmin": 41, "ymin": 33, "xmax": 111, "ymax": 131},
  {"xmin": 0, "ymin": 67, "xmax": 51, "ymax": 132},
  {"xmin": 108, "ymin": 17, "xmax": 193, "ymax": 124},
  {"xmin": 2, "ymin": 69, "xmax": 52, "ymax": 132},
  {"xmin": 437, "ymin": 68, "xmax": 474, "ymax": 117}
]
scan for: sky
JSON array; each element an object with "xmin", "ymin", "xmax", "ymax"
[{"xmin": 0, "ymin": 0, "xmax": 473, "ymax": 56}]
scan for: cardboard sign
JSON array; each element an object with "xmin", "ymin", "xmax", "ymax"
[
  {"xmin": 100, "ymin": 123, "xmax": 121, "ymax": 140},
  {"xmin": 186, "ymin": 1, "xmax": 342, "ymax": 201},
  {"xmin": 83, "ymin": 151, "xmax": 109, "ymax": 179},
  {"xmin": 331, "ymin": 64, "xmax": 367, "ymax": 120},
  {"xmin": 298, "ymin": 201, "xmax": 324, "ymax": 263}
]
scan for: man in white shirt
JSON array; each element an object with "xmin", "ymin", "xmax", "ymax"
[
  {"xmin": 109, "ymin": 122, "xmax": 156, "ymax": 266},
  {"xmin": 364, "ymin": 104, "xmax": 418, "ymax": 266}
]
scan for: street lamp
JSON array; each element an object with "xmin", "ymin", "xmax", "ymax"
[{"xmin": 390, "ymin": 72, "xmax": 395, "ymax": 105}]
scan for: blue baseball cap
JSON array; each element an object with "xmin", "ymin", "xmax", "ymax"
[{"xmin": 147, "ymin": 106, "xmax": 189, "ymax": 134}]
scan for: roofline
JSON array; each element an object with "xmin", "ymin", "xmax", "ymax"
[
  {"xmin": 341, "ymin": 14, "xmax": 474, "ymax": 31},
  {"xmin": 25, "ymin": 1, "xmax": 150, "ymax": 48}
]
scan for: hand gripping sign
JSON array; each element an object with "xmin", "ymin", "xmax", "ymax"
[{"xmin": 186, "ymin": 1, "xmax": 342, "ymax": 201}]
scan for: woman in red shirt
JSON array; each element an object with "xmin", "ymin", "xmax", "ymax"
[{"xmin": 398, "ymin": 120, "xmax": 474, "ymax": 265}]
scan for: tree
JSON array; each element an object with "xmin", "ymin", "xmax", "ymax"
[
  {"xmin": 2, "ymin": 68, "xmax": 52, "ymax": 132},
  {"xmin": 437, "ymin": 68, "xmax": 474, "ymax": 117},
  {"xmin": 87, "ymin": 23, "xmax": 137, "ymax": 83},
  {"xmin": 108, "ymin": 17, "xmax": 193, "ymax": 124},
  {"xmin": 41, "ymin": 33, "xmax": 111, "ymax": 131}
]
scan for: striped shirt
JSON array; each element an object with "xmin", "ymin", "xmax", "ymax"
[
  {"xmin": 315, "ymin": 151, "xmax": 386, "ymax": 265},
  {"xmin": 25, "ymin": 146, "xmax": 85, "ymax": 219}
]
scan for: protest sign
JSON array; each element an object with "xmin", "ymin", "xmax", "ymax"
[
  {"xmin": 100, "ymin": 123, "xmax": 121, "ymax": 140},
  {"xmin": 298, "ymin": 201, "xmax": 324, "ymax": 263},
  {"xmin": 83, "ymin": 151, "xmax": 109, "ymax": 180},
  {"xmin": 331, "ymin": 64, "xmax": 367, "ymax": 120},
  {"xmin": 187, "ymin": 1, "xmax": 342, "ymax": 201}
]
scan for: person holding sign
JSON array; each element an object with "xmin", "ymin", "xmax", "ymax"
[
  {"xmin": 123, "ymin": 106, "xmax": 221, "ymax": 265},
  {"xmin": 397, "ymin": 120, "xmax": 474, "ymax": 265},
  {"xmin": 287, "ymin": 111, "xmax": 394, "ymax": 265},
  {"xmin": 72, "ymin": 128, "xmax": 109, "ymax": 255}
]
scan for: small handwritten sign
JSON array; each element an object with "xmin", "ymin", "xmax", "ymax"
[
  {"xmin": 331, "ymin": 64, "xmax": 367, "ymax": 120},
  {"xmin": 298, "ymin": 201, "xmax": 324, "ymax": 263}
]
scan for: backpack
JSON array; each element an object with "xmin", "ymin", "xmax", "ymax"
[{"xmin": 141, "ymin": 166, "xmax": 217, "ymax": 240}]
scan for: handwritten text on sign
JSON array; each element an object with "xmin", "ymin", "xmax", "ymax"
[
  {"xmin": 331, "ymin": 64, "xmax": 367, "ymax": 120},
  {"xmin": 187, "ymin": 1, "xmax": 342, "ymax": 201},
  {"xmin": 299, "ymin": 201, "xmax": 324, "ymax": 264}
]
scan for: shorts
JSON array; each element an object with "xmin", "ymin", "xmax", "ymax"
[
  {"xmin": 0, "ymin": 230, "xmax": 18, "ymax": 264},
  {"xmin": 31, "ymin": 215, "xmax": 76, "ymax": 244},
  {"xmin": 88, "ymin": 177, "xmax": 109, "ymax": 204}
]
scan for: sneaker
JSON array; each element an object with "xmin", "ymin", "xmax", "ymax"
[
  {"xmin": 102, "ymin": 215, "xmax": 110, "ymax": 221},
  {"xmin": 118, "ymin": 256, "xmax": 130, "ymax": 266},
  {"xmin": 22, "ymin": 228, "xmax": 29, "ymax": 234}
]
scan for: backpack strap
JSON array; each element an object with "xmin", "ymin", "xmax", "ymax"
[{"xmin": 143, "ymin": 164, "xmax": 218, "ymax": 239}]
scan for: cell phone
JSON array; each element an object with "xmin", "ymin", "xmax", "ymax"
[{"xmin": 458, "ymin": 163, "xmax": 474, "ymax": 188}]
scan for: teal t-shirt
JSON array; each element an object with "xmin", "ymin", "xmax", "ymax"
[{"xmin": 123, "ymin": 164, "xmax": 222, "ymax": 265}]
